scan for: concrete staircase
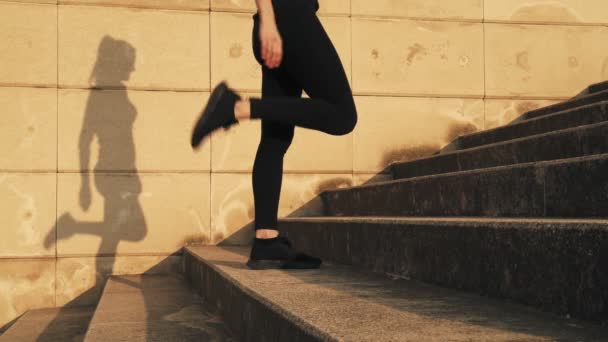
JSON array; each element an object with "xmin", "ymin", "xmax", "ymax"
[
  {"xmin": 0, "ymin": 306, "xmax": 95, "ymax": 341},
  {"xmin": 276, "ymin": 81, "xmax": 608, "ymax": 322},
  {"xmin": 0, "ymin": 274, "xmax": 236, "ymax": 341},
  {"xmin": 184, "ymin": 246, "xmax": 608, "ymax": 341},
  {"xmin": 3, "ymin": 81, "xmax": 608, "ymax": 341},
  {"xmin": 181, "ymin": 81, "xmax": 608, "ymax": 340}
]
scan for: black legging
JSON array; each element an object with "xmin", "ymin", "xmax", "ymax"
[{"xmin": 249, "ymin": 0, "xmax": 357, "ymax": 230}]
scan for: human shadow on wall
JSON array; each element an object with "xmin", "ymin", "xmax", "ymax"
[{"xmin": 40, "ymin": 35, "xmax": 148, "ymax": 340}]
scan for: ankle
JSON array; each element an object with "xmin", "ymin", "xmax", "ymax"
[
  {"xmin": 256, "ymin": 229, "xmax": 279, "ymax": 239},
  {"xmin": 234, "ymin": 99, "xmax": 251, "ymax": 120}
]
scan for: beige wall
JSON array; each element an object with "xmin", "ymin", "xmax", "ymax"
[{"xmin": 1, "ymin": 0, "xmax": 607, "ymax": 328}]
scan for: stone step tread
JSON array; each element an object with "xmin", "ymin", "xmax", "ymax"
[
  {"xmin": 278, "ymin": 217, "xmax": 608, "ymax": 322},
  {"xmin": 0, "ymin": 306, "xmax": 95, "ymax": 342},
  {"xmin": 186, "ymin": 246, "xmax": 608, "ymax": 342},
  {"xmin": 390, "ymin": 120, "xmax": 608, "ymax": 177},
  {"xmin": 403, "ymin": 120, "xmax": 606, "ymax": 162},
  {"xmin": 468, "ymin": 101, "xmax": 607, "ymax": 140},
  {"xmin": 573, "ymin": 80, "xmax": 608, "ymax": 98},
  {"xmin": 280, "ymin": 216, "xmax": 608, "ymax": 225},
  {"xmin": 519, "ymin": 89, "xmax": 608, "ymax": 122},
  {"xmin": 83, "ymin": 274, "xmax": 236, "ymax": 342},
  {"xmin": 327, "ymin": 153, "xmax": 607, "ymax": 193}
]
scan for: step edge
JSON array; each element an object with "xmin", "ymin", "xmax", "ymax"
[
  {"xmin": 325, "ymin": 152, "xmax": 608, "ymax": 193},
  {"xmin": 465, "ymin": 100, "xmax": 608, "ymax": 140},
  {"xmin": 183, "ymin": 247, "xmax": 335, "ymax": 341},
  {"xmin": 279, "ymin": 216, "xmax": 608, "ymax": 226},
  {"xmin": 522, "ymin": 89, "xmax": 608, "ymax": 120},
  {"xmin": 390, "ymin": 119, "xmax": 608, "ymax": 170}
]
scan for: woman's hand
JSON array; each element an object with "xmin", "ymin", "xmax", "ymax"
[{"xmin": 259, "ymin": 16, "xmax": 283, "ymax": 69}]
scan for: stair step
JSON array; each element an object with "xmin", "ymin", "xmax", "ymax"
[
  {"xmin": 457, "ymin": 101, "xmax": 608, "ymax": 150},
  {"xmin": 322, "ymin": 153, "xmax": 608, "ymax": 218},
  {"xmin": 278, "ymin": 216, "xmax": 608, "ymax": 323},
  {"xmin": 392, "ymin": 120, "xmax": 608, "ymax": 179},
  {"xmin": 0, "ymin": 306, "xmax": 95, "ymax": 342},
  {"xmin": 515, "ymin": 89, "xmax": 608, "ymax": 123},
  {"xmin": 83, "ymin": 274, "xmax": 236, "ymax": 342},
  {"xmin": 184, "ymin": 246, "xmax": 608, "ymax": 341},
  {"xmin": 573, "ymin": 80, "xmax": 608, "ymax": 99}
]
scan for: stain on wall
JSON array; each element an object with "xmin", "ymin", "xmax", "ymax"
[
  {"xmin": 510, "ymin": 3, "xmax": 581, "ymax": 23},
  {"xmin": 315, "ymin": 177, "xmax": 354, "ymax": 194},
  {"xmin": 381, "ymin": 143, "xmax": 442, "ymax": 168},
  {"xmin": 444, "ymin": 120, "xmax": 478, "ymax": 142}
]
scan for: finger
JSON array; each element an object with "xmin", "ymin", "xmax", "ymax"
[
  {"xmin": 264, "ymin": 39, "xmax": 272, "ymax": 62},
  {"xmin": 269, "ymin": 39, "xmax": 277, "ymax": 67},
  {"xmin": 266, "ymin": 40, "xmax": 276, "ymax": 68},
  {"xmin": 272, "ymin": 39, "xmax": 280, "ymax": 68},
  {"xmin": 274, "ymin": 42, "xmax": 283, "ymax": 67},
  {"xmin": 262, "ymin": 38, "xmax": 270, "ymax": 62}
]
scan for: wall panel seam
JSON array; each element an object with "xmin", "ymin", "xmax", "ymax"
[{"xmin": 55, "ymin": 0, "xmax": 59, "ymax": 308}]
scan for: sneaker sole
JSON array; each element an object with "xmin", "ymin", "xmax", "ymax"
[
  {"xmin": 246, "ymin": 259, "xmax": 284, "ymax": 270},
  {"xmin": 281, "ymin": 259, "xmax": 322, "ymax": 269},
  {"xmin": 246, "ymin": 259, "xmax": 322, "ymax": 270},
  {"xmin": 191, "ymin": 81, "xmax": 228, "ymax": 149}
]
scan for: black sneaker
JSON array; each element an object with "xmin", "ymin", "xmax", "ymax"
[
  {"xmin": 191, "ymin": 81, "xmax": 240, "ymax": 149},
  {"xmin": 246, "ymin": 236, "xmax": 322, "ymax": 270}
]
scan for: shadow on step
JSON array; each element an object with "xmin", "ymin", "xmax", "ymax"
[{"xmin": 28, "ymin": 256, "xmax": 181, "ymax": 342}]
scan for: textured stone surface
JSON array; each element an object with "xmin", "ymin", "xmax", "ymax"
[
  {"xmin": 0, "ymin": 87, "xmax": 57, "ymax": 171},
  {"xmin": 58, "ymin": 89, "xmax": 211, "ymax": 172},
  {"xmin": 577, "ymin": 81, "xmax": 608, "ymax": 97},
  {"xmin": 210, "ymin": 172, "xmax": 352, "ymax": 244},
  {"xmin": 460, "ymin": 101, "xmax": 608, "ymax": 149},
  {"xmin": 58, "ymin": 5, "xmax": 210, "ymax": 90},
  {"xmin": 55, "ymin": 255, "xmax": 182, "ymax": 307},
  {"xmin": 352, "ymin": 0, "xmax": 483, "ymax": 20},
  {"xmin": 485, "ymin": 23, "xmax": 608, "ymax": 98},
  {"xmin": 84, "ymin": 274, "xmax": 235, "ymax": 341},
  {"xmin": 0, "ymin": 2, "xmax": 57, "ymax": 87},
  {"xmin": 0, "ymin": 306, "xmax": 95, "ymax": 342},
  {"xmin": 185, "ymin": 246, "xmax": 608, "ymax": 341},
  {"xmin": 544, "ymin": 155, "xmax": 608, "ymax": 217},
  {"xmin": 353, "ymin": 173, "xmax": 393, "ymax": 186},
  {"xmin": 210, "ymin": 12, "xmax": 351, "ymax": 92},
  {"xmin": 520, "ymin": 90, "xmax": 608, "ymax": 122},
  {"xmin": 280, "ymin": 217, "xmax": 608, "ymax": 323},
  {"xmin": 352, "ymin": 18, "xmax": 483, "ymax": 96},
  {"xmin": 393, "ymin": 121, "xmax": 608, "ymax": 180},
  {"xmin": 59, "ymin": 0, "xmax": 209, "ymax": 10},
  {"xmin": 485, "ymin": 0, "xmax": 608, "ymax": 25},
  {"xmin": 55, "ymin": 173, "xmax": 210, "ymax": 256},
  {"xmin": 323, "ymin": 154, "xmax": 608, "ymax": 218},
  {"xmin": 0, "ymin": 174, "xmax": 56, "ymax": 258},
  {"xmin": 353, "ymin": 96, "xmax": 483, "ymax": 172},
  {"xmin": 0, "ymin": 258, "xmax": 55, "ymax": 329},
  {"xmin": 485, "ymin": 99, "xmax": 559, "ymax": 129}
]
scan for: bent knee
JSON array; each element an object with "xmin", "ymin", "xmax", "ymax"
[{"xmin": 333, "ymin": 104, "xmax": 357, "ymax": 136}]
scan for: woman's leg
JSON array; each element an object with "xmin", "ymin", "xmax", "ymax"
[
  {"xmin": 252, "ymin": 65, "xmax": 302, "ymax": 235},
  {"xmin": 247, "ymin": 2, "xmax": 357, "ymax": 136},
  {"xmin": 248, "ymin": 63, "xmax": 325, "ymax": 269}
]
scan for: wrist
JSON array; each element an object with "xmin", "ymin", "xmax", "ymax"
[{"xmin": 259, "ymin": 9, "xmax": 275, "ymax": 21}]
